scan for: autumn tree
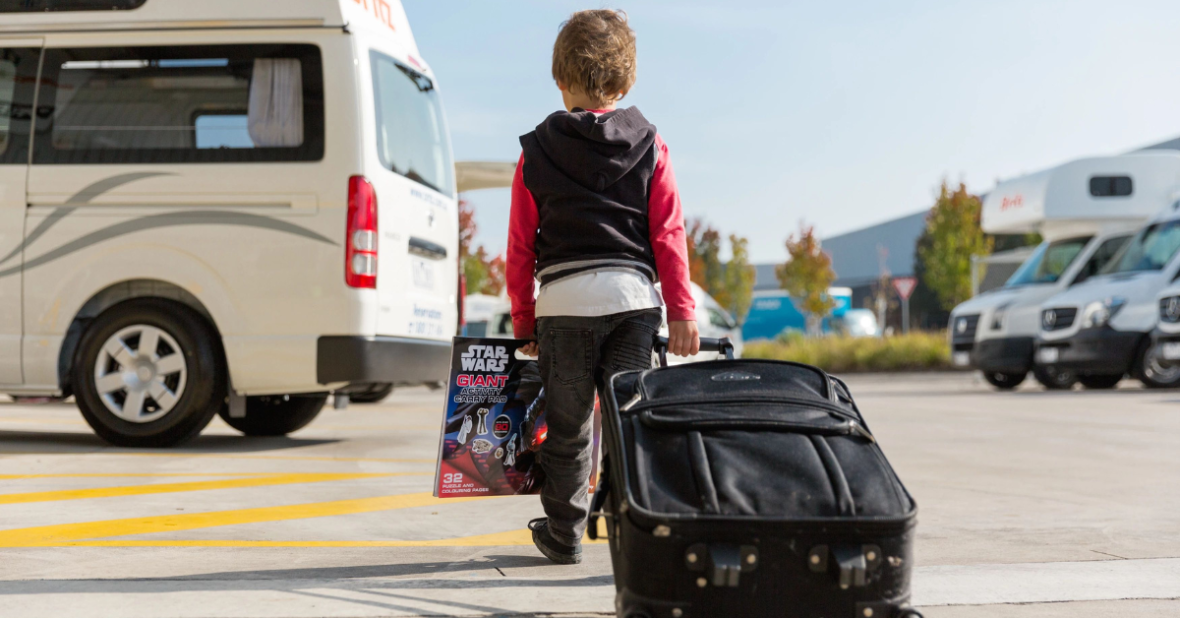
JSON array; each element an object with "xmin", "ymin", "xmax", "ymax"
[
  {"xmin": 686, "ymin": 218, "xmax": 723, "ymax": 294},
  {"xmin": 916, "ymin": 181, "xmax": 993, "ymax": 310},
  {"xmin": 777, "ymin": 223, "xmax": 837, "ymax": 336},
  {"xmin": 714, "ymin": 234, "xmax": 755, "ymax": 323},
  {"xmin": 458, "ymin": 198, "xmax": 505, "ymax": 296},
  {"xmin": 459, "ymin": 198, "xmax": 477, "ymax": 258},
  {"xmin": 685, "ymin": 218, "xmax": 756, "ymax": 323}
]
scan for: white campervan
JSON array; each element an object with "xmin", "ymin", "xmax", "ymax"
[
  {"xmin": 948, "ymin": 153, "xmax": 1180, "ymax": 390},
  {"xmin": 1036, "ymin": 203, "xmax": 1180, "ymax": 389},
  {"xmin": 0, "ymin": 1, "xmax": 459, "ymax": 445}
]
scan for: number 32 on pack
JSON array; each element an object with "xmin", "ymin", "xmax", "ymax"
[{"xmin": 442, "ymin": 473, "xmax": 464, "ymax": 484}]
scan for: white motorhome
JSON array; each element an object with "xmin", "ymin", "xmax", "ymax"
[
  {"xmin": 949, "ymin": 153, "xmax": 1180, "ymax": 389},
  {"xmin": 0, "ymin": 1, "xmax": 459, "ymax": 444},
  {"xmin": 1036, "ymin": 203, "xmax": 1180, "ymax": 389}
]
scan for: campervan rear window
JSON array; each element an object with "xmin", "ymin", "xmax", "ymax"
[
  {"xmin": 370, "ymin": 50, "xmax": 455, "ymax": 196},
  {"xmin": 1090, "ymin": 176, "xmax": 1133, "ymax": 197},
  {"xmin": 32, "ymin": 44, "xmax": 324, "ymax": 164},
  {"xmin": 0, "ymin": 58, "xmax": 13, "ymax": 158},
  {"xmin": 0, "ymin": 0, "xmax": 146, "ymax": 11},
  {"xmin": 0, "ymin": 47, "xmax": 39, "ymax": 164}
]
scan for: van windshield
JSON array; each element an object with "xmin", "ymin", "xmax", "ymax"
[
  {"xmin": 1005, "ymin": 236, "xmax": 1092, "ymax": 286},
  {"xmin": 1102, "ymin": 220, "xmax": 1180, "ymax": 274},
  {"xmin": 371, "ymin": 51, "xmax": 455, "ymax": 196}
]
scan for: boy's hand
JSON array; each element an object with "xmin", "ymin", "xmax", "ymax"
[
  {"xmin": 518, "ymin": 340, "xmax": 539, "ymax": 358},
  {"xmin": 667, "ymin": 320, "xmax": 700, "ymax": 357}
]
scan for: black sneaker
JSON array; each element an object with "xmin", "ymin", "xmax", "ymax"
[{"xmin": 528, "ymin": 518, "xmax": 582, "ymax": 564}]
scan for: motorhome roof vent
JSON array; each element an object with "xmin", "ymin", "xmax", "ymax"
[
  {"xmin": 0, "ymin": 0, "xmax": 147, "ymax": 12},
  {"xmin": 1090, "ymin": 175, "xmax": 1133, "ymax": 198}
]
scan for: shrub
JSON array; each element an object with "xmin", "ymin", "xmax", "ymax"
[{"xmin": 743, "ymin": 331, "xmax": 950, "ymax": 373}]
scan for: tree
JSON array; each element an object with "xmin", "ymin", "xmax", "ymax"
[
  {"xmin": 483, "ymin": 254, "xmax": 506, "ymax": 296},
  {"xmin": 458, "ymin": 198, "xmax": 506, "ymax": 296},
  {"xmin": 776, "ymin": 223, "xmax": 837, "ymax": 335},
  {"xmin": 714, "ymin": 234, "xmax": 755, "ymax": 323},
  {"xmin": 686, "ymin": 218, "xmax": 724, "ymax": 294},
  {"xmin": 459, "ymin": 198, "xmax": 477, "ymax": 258},
  {"xmin": 917, "ymin": 181, "xmax": 993, "ymax": 310}
]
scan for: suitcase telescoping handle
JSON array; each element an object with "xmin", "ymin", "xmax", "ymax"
[{"xmin": 654, "ymin": 335, "xmax": 735, "ymax": 367}]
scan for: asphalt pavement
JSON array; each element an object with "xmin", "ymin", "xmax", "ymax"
[{"xmin": 0, "ymin": 372, "xmax": 1178, "ymax": 617}]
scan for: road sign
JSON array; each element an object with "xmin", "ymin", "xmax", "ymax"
[{"xmin": 892, "ymin": 277, "xmax": 917, "ymax": 301}]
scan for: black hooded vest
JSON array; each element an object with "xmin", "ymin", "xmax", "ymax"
[{"xmin": 519, "ymin": 107, "xmax": 659, "ymax": 281}]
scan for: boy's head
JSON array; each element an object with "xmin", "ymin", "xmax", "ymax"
[{"xmin": 552, "ymin": 9, "xmax": 637, "ymax": 110}]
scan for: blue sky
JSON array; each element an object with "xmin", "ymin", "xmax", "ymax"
[{"xmin": 405, "ymin": 0, "xmax": 1180, "ymax": 263}]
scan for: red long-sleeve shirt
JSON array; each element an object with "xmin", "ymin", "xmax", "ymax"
[{"xmin": 507, "ymin": 133, "xmax": 694, "ymax": 339}]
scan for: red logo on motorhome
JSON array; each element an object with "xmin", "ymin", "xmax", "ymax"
[
  {"xmin": 1001, "ymin": 195, "xmax": 1024, "ymax": 211},
  {"xmin": 354, "ymin": 0, "xmax": 397, "ymax": 33}
]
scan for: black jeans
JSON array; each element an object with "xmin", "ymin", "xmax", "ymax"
[{"xmin": 536, "ymin": 308, "xmax": 662, "ymax": 546}]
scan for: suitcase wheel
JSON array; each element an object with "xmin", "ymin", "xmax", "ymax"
[{"xmin": 896, "ymin": 611, "xmax": 924, "ymax": 618}]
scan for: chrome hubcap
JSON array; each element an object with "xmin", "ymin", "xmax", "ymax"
[{"xmin": 94, "ymin": 324, "xmax": 188, "ymax": 423}]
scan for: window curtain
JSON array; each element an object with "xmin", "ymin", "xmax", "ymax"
[{"xmin": 247, "ymin": 58, "xmax": 303, "ymax": 147}]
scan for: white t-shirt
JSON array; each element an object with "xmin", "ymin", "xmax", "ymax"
[{"xmin": 535, "ymin": 268, "xmax": 663, "ymax": 318}]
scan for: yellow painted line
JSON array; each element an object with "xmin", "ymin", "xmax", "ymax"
[
  {"xmin": 19, "ymin": 518, "xmax": 611, "ymax": 548},
  {"xmin": 0, "ymin": 473, "xmax": 420, "ymax": 506},
  {"xmin": 0, "ymin": 473, "xmax": 291, "ymax": 479},
  {"xmin": 60, "ymin": 530, "xmax": 608, "ymax": 547},
  {"xmin": 0, "ymin": 451, "xmax": 435, "ymax": 464},
  {"xmin": 0, "ymin": 492, "xmax": 490, "ymax": 547}
]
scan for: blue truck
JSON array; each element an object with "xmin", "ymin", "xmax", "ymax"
[{"xmin": 741, "ymin": 288, "xmax": 853, "ymax": 341}]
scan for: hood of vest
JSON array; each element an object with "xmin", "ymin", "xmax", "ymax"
[{"xmin": 530, "ymin": 106, "xmax": 657, "ymax": 192}]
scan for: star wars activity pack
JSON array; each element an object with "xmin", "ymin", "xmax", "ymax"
[{"xmin": 433, "ymin": 336, "xmax": 601, "ymax": 498}]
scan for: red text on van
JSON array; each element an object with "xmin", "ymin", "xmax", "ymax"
[{"xmin": 354, "ymin": 0, "xmax": 397, "ymax": 33}]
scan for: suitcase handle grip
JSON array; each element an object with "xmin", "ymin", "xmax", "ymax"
[{"xmin": 654, "ymin": 335, "xmax": 735, "ymax": 366}]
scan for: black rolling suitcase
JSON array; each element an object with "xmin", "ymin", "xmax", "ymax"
[{"xmin": 589, "ymin": 337, "xmax": 921, "ymax": 618}]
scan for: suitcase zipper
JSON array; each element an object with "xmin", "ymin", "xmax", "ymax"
[
  {"xmin": 628, "ymin": 394, "xmax": 861, "ymax": 423},
  {"xmin": 639, "ymin": 412, "xmax": 875, "ymax": 442}
]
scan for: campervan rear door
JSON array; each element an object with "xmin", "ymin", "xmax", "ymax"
[
  {"xmin": 361, "ymin": 38, "xmax": 459, "ymax": 340},
  {"xmin": 0, "ymin": 41, "xmax": 39, "ymax": 384}
]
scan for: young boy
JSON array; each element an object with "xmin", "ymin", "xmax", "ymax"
[{"xmin": 507, "ymin": 9, "xmax": 699, "ymax": 564}]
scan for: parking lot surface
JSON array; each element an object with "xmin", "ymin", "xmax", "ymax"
[{"xmin": 1, "ymin": 372, "xmax": 1178, "ymax": 617}]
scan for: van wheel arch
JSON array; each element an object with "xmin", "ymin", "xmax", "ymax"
[{"xmin": 58, "ymin": 280, "xmax": 221, "ymax": 395}]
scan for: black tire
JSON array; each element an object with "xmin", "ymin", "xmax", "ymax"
[
  {"xmin": 982, "ymin": 371, "xmax": 1026, "ymax": 390},
  {"xmin": 1134, "ymin": 340, "xmax": 1180, "ymax": 388},
  {"xmin": 347, "ymin": 383, "xmax": 394, "ymax": 404},
  {"xmin": 72, "ymin": 299, "xmax": 225, "ymax": 447},
  {"xmin": 218, "ymin": 393, "xmax": 327, "ymax": 436},
  {"xmin": 1079, "ymin": 374, "xmax": 1123, "ymax": 390},
  {"xmin": 1033, "ymin": 365, "xmax": 1077, "ymax": 390}
]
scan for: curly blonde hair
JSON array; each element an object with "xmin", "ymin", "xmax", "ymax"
[{"xmin": 552, "ymin": 9, "xmax": 637, "ymax": 108}]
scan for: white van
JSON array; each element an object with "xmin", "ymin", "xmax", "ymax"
[
  {"xmin": 1036, "ymin": 204, "xmax": 1180, "ymax": 389},
  {"xmin": 0, "ymin": 1, "xmax": 459, "ymax": 445},
  {"xmin": 948, "ymin": 154, "xmax": 1180, "ymax": 390}
]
